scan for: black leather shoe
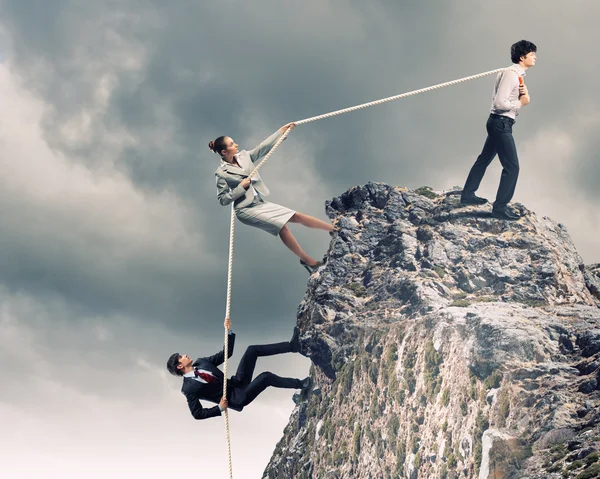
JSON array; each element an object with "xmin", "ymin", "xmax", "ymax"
[
  {"xmin": 300, "ymin": 377, "xmax": 313, "ymax": 390},
  {"xmin": 290, "ymin": 326, "xmax": 301, "ymax": 353},
  {"xmin": 492, "ymin": 208, "xmax": 520, "ymax": 220},
  {"xmin": 460, "ymin": 194, "xmax": 489, "ymax": 205}
]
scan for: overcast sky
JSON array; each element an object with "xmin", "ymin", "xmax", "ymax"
[{"xmin": 1, "ymin": 1, "xmax": 598, "ymax": 477}]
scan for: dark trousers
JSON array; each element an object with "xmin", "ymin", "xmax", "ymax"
[
  {"xmin": 230, "ymin": 342, "xmax": 301, "ymax": 408},
  {"xmin": 463, "ymin": 114, "xmax": 520, "ymax": 211}
]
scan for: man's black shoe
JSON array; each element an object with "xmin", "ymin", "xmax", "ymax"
[
  {"xmin": 492, "ymin": 208, "xmax": 520, "ymax": 220},
  {"xmin": 460, "ymin": 194, "xmax": 489, "ymax": 205},
  {"xmin": 290, "ymin": 326, "xmax": 301, "ymax": 353},
  {"xmin": 301, "ymin": 376, "xmax": 313, "ymax": 390}
]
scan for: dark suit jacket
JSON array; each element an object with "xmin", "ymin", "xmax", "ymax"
[{"xmin": 181, "ymin": 333, "xmax": 245, "ymax": 420}]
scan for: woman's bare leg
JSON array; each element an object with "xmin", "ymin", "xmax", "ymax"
[
  {"xmin": 279, "ymin": 225, "xmax": 318, "ymax": 265},
  {"xmin": 288, "ymin": 212, "xmax": 335, "ymax": 232}
]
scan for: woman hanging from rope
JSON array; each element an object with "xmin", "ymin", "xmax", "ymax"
[{"xmin": 211, "ymin": 123, "xmax": 336, "ymax": 273}]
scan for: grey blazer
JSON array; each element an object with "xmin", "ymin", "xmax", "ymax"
[{"xmin": 214, "ymin": 129, "xmax": 285, "ymax": 209}]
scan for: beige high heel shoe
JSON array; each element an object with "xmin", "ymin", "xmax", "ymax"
[{"xmin": 300, "ymin": 260, "xmax": 323, "ymax": 274}]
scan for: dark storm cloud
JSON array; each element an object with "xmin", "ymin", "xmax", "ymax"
[
  {"xmin": 0, "ymin": 0, "xmax": 598, "ymax": 340},
  {"xmin": 1, "ymin": 3, "xmax": 598, "ymax": 476}
]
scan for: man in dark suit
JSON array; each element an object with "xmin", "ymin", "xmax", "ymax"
[{"xmin": 166, "ymin": 318, "xmax": 310, "ymax": 420}]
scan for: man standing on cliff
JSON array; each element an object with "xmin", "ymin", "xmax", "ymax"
[
  {"xmin": 460, "ymin": 40, "xmax": 537, "ymax": 220},
  {"xmin": 166, "ymin": 318, "xmax": 311, "ymax": 420}
]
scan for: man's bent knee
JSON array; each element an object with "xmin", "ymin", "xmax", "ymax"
[{"xmin": 246, "ymin": 345, "xmax": 259, "ymax": 355}]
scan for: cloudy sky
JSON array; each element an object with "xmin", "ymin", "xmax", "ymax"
[{"xmin": 1, "ymin": 1, "xmax": 598, "ymax": 477}]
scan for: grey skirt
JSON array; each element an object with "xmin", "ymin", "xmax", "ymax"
[{"xmin": 235, "ymin": 196, "xmax": 296, "ymax": 236}]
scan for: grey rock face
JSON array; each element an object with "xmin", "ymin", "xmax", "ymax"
[
  {"xmin": 263, "ymin": 184, "xmax": 600, "ymax": 479},
  {"xmin": 584, "ymin": 264, "xmax": 600, "ymax": 307}
]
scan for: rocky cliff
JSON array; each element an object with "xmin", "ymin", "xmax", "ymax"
[{"xmin": 262, "ymin": 183, "xmax": 600, "ymax": 479}]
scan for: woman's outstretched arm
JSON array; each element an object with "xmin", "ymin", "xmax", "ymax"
[{"xmin": 248, "ymin": 123, "xmax": 295, "ymax": 163}]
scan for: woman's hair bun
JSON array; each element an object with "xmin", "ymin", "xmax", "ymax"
[{"xmin": 209, "ymin": 136, "xmax": 227, "ymax": 156}]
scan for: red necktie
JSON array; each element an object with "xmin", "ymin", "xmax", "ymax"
[{"xmin": 194, "ymin": 368, "xmax": 218, "ymax": 384}]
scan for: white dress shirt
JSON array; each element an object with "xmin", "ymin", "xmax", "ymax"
[
  {"xmin": 183, "ymin": 369, "xmax": 216, "ymax": 384},
  {"xmin": 490, "ymin": 64, "xmax": 526, "ymax": 120}
]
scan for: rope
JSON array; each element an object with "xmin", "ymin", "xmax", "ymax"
[
  {"xmin": 247, "ymin": 66, "xmax": 516, "ymax": 178},
  {"xmin": 222, "ymin": 204, "xmax": 236, "ymax": 479},
  {"xmin": 219, "ymin": 65, "xmax": 517, "ymax": 477},
  {"xmin": 295, "ymin": 67, "xmax": 515, "ymax": 125}
]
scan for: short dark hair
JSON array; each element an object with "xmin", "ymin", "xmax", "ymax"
[
  {"xmin": 511, "ymin": 40, "xmax": 537, "ymax": 64},
  {"xmin": 167, "ymin": 353, "xmax": 183, "ymax": 376}
]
